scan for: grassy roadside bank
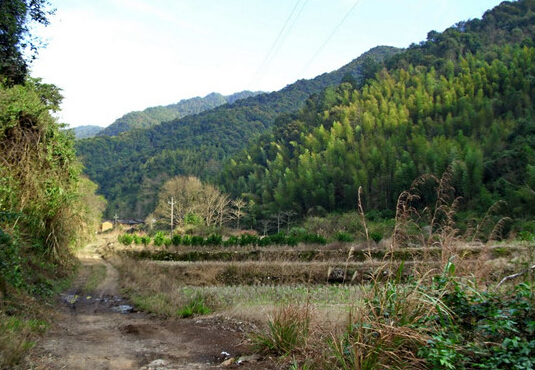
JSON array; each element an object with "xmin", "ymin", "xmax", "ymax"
[{"xmin": 0, "ymin": 272, "xmax": 73, "ymax": 369}]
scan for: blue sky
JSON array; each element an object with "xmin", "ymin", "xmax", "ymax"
[{"xmin": 31, "ymin": 0, "xmax": 505, "ymax": 128}]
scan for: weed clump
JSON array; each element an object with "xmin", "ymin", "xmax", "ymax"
[
  {"xmin": 177, "ymin": 294, "xmax": 212, "ymax": 318},
  {"xmin": 253, "ymin": 304, "xmax": 311, "ymax": 357}
]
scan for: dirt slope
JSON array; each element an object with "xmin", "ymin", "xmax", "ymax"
[{"xmin": 25, "ymin": 242, "xmax": 278, "ymax": 370}]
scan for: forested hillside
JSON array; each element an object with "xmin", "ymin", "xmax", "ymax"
[
  {"xmin": 77, "ymin": 0, "xmax": 535, "ymax": 227},
  {"xmin": 97, "ymin": 91, "xmax": 262, "ymax": 137},
  {"xmin": 220, "ymin": 0, "xmax": 535, "ymax": 221},
  {"xmin": 72, "ymin": 125, "xmax": 103, "ymax": 139},
  {"xmin": 76, "ymin": 46, "xmax": 398, "ymax": 218}
]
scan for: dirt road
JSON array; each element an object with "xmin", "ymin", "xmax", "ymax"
[{"xmin": 26, "ymin": 242, "xmax": 277, "ymax": 370}]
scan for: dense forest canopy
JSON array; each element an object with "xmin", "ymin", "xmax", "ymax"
[
  {"xmin": 97, "ymin": 91, "xmax": 263, "ymax": 137},
  {"xmin": 219, "ymin": 0, "xmax": 535, "ymax": 222},
  {"xmin": 76, "ymin": 46, "xmax": 398, "ymax": 219},
  {"xmin": 221, "ymin": 46, "xmax": 535, "ymax": 219}
]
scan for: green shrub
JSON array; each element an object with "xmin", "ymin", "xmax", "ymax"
[
  {"xmin": 287, "ymin": 235, "xmax": 299, "ymax": 246},
  {"xmin": 184, "ymin": 212, "xmax": 202, "ymax": 225},
  {"xmin": 299, "ymin": 233, "xmax": 326, "ymax": 245},
  {"xmin": 517, "ymin": 231, "xmax": 535, "ymax": 242},
  {"xmin": 205, "ymin": 234, "xmax": 223, "ymax": 246},
  {"xmin": 336, "ymin": 231, "xmax": 354, "ymax": 242},
  {"xmin": 118, "ymin": 234, "xmax": 133, "ymax": 246},
  {"xmin": 140, "ymin": 235, "xmax": 151, "ymax": 246},
  {"xmin": 171, "ymin": 234, "xmax": 181, "ymax": 246},
  {"xmin": 239, "ymin": 234, "xmax": 258, "ymax": 246},
  {"xmin": 270, "ymin": 232, "xmax": 288, "ymax": 245},
  {"xmin": 181, "ymin": 235, "xmax": 192, "ymax": 246},
  {"xmin": 369, "ymin": 231, "xmax": 383, "ymax": 243},
  {"xmin": 420, "ymin": 269, "xmax": 535, "ymax": 370},
  {"xmin": 190, "ymin": 235, "xmax": 204, "ymax": 246},
  {"xmin": 153, "ymin": 231, "xmax": 165, "ymax": 247},
  {"xmin": 223, "ymin": 235, "xmax": 239, "ymax": 247},
  {"xmin": 132, "ymin": 234, "xmax": 142, "ymax": 244},
  {"xmin": 258, "ymin": 235, "xmax": 272, "ymax": 246}
]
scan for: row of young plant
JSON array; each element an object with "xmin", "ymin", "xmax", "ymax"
[{"xmin": 118, "ymin": 230, "xmax": 329, "ymax": 248}]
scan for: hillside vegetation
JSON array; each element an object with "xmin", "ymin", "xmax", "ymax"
[
  {"xmin": 97, "ymin": 90, "xmax": 262, "ymax": 137},
  {"xmin": 71, "ymin": 125, "xmax": 103, "ymax": 139},
  {"xmin": 220, "ymin": 0, "xmax": 535, "ymax": 228},
  {"xmin": 76, "ymin": 46, "xmax": 398, "ymax": 218}
]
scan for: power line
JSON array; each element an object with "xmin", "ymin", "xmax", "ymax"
[
  {"xmin": 299, "ymin": 0, "xmax": 364, "ymax": 78},
  {"xmin": 270, "ymin": 0, "xmax": 310, "ymax": 62},
  {"xmin": 250, "ymin": 0, "xmax": 304, "ymax": 87}
]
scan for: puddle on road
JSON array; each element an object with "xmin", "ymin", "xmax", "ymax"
[
  {"xmin": 61, "ymin": 293, "xmax": 135, "ymax": 314},
  {"xmin": 112, "ymin": 304, "xmax": 135, "ymax": 314}
]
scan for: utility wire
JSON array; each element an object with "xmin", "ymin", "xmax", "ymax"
[
  {"xmin": 299, "ymin": 0, "xmax": 364, "ymax": 77},
  {"xmin": 250, "ymin": 0, "xmax": 303, "ymax": 87},
  {"xmin": 270, "ymin": 0, "xmax": 310, "ymax": 63}
]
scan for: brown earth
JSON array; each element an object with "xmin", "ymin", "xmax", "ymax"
[{"xmin": 25, "ymin": 242, "xmax": 280, "ymax": 370}]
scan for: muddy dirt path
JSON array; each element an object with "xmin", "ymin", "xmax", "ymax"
[{"xmin": 26, "ymin": 242, "xmax": 277, "ymax": 370}]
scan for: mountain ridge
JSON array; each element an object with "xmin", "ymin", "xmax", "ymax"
[{"xmin": 97, "ymin": 90, "xmax": 263, "ymax": 137}]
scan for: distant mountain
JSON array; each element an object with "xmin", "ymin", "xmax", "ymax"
[
  {"xmin": 71, "ymin": 125, "xmax": 103, "ymax": 139},
  {"xmin": 97, "ymin": 91, "xmax": 262, "ymax": 137},
  {"xmin": 76, "ymin": 45, "xmax": 400, "ymax": 218}
]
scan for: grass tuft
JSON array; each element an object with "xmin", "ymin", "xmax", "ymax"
[
  {"xmin": 252, "ymin": 303, "xmax": 312, "ymax": 357},
  {"xmin": 177, "ymin": 293, "xmax": 212, "ymax": 318}
]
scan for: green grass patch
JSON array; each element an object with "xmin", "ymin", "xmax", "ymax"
[
  {"xmin": 177, "ymin": 294, "xmax": 212, "ymax": 318},
  {"xmin": 129, "ymin": 292, "xmax": 175, "ymax": 317}
]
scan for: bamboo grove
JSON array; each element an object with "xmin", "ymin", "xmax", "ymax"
[{"xmin": 220, "ymin": 45, "xmax": 535, "ymax": 221}]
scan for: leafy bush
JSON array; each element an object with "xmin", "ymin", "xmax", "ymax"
[
  {"xmin": 286, "ymin": 235, "xmax": 299, "ymax": 246},
  {"xmin": 190, "ymin": 235, "xmax": 204, "ymax": 246},
  {"xmin": 336, "ymin": 231, "xmax": 354, "ymax": 242},
  {"xmin": 118, "ymin": 234, "xmax": 133, "ymax": 246},
  {"xmin": 239, "ymin": 234, "xmax": 259, "ymax": 246},
  {"xmin": 419, "ymin": 268, "xmax": 535, "ymax": 370},
  {"xmin": 133, "ymin": 234, "xmax": 142, "ymax": 244},
  {"xmin": 258, "ymin": 235, "xmax": 271, "ymax": 246},
  {"xmin": 184, "ymin": 212, "xmax": 202, "ymax": 225},
  {"xmin": 181, "ymin": 235, "xmax": 192, "ymax": 246},
  {"xmin": 223, "ymin": 235, "xmax": 239, "ymax": 247},
  {"xmin": 270, "ymin": 232, "xmax": 288, "ymax": 245},
  {"xmin": 369, "ymin": 231, "xmax": 383, "ymax": 243},
  {"xmin": 205, "ymin": 234, "xmax": 223, "ymax": 246},
  {"xmin": 171, "ymin": 234, "xmax": 181, "ymax": 246},
  {"xmin": 153, "ymin": 231, "xmax": 165, "ymax": 247},
  {"xmin": 298, "ymin": 233, "xmax": 326, "ymax": 245},
  {"xmin": 517, "ymin": 231, "xmax": 535, "ymax": 242},
  {"xmin": 0, "ymin": 237, "xmax": 24, "ymax": 288},
  {"xmin": 140, "ymin": 235, "xmax": 151, "ymax": 246}
]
